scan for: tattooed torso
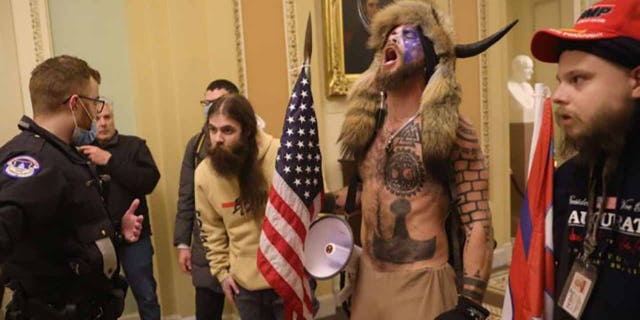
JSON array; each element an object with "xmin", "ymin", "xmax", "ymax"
[
  {"xmin": 358, "ymin": 114, "xmax": 492, "ymax": 287},
  {"xmin": 359, "ymin": 115, "xmax": 449, "ymax": 271}
]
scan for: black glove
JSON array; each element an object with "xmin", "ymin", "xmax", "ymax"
[{"xmin": 435, "ymin": 296, "xmax": 490, "ymax": 320}]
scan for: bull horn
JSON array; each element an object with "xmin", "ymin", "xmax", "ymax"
[{"xmin": 455, "ymin": 20, "xmax": 518, "ymax": 58}]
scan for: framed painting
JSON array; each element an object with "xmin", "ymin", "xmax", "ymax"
[{"xmin": 322, "ymin": 0, "xmax": 393, "ymax": 96}]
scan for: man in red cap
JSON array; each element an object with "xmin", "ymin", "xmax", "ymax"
[{"xmin": 531, "ymin": 1, "xmax": 640, "ymax": 319}]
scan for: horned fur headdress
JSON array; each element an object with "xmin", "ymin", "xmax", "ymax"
[{"xmin": 339, "ymin": 0, "xmax": 516, "ymax": 164}]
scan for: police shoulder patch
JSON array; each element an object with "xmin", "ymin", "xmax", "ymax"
[{"xmin": 3, "ymin": 155, "xmax": 41, "ymax": 178}]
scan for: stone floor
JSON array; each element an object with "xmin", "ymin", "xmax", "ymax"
[{"xmin": 485, "ymin": 267, "xmax": 509, "ymax": 319}]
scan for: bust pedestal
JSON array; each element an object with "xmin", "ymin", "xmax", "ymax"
[{"xmin": 508, "ymin": 81, "xmax": 535, "ymax": 123}]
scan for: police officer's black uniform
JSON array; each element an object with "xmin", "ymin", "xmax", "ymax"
[{"xmin": 0, "ymin": 116, "xmax": 126, "ymax": 320}]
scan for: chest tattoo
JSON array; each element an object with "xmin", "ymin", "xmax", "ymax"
[
  {"xmin": 384, "ymin": 122, "xmax": 425, "ymax": 197},
  {"xmin": 371, "ymin": 118, "xmax": 436, "ymax": 263},
  {"xmin": 373, "ymin": 198, "xmax": 436, "ymax": 262},
  {"xmin": 384, "ymin": 150, "xmax": 425, "ymax": 197}
]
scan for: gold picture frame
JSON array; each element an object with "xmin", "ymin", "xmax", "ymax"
[
  {"xmin": 322, "ymin": 0, "xmax": 392, "ymax": 96},
  {"xmin": 323, "ymin": 0, "xmax": 355, "ymax": 96}
]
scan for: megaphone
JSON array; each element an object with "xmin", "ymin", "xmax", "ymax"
[{"xmin": 304, "ymin": 215, "xmax": 359, "ymax": 279}]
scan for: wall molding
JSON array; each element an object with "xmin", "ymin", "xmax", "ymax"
[
  {"xmin": 483, "ymin": 1, "xmax": 511, "ymax": 245},
  {"xmin": 232, "ymin": 0, "xmax": 248, "ymax": 96},
  {"xmin": 283, "ymin": 0, "xmax": 300, "ymax": 90},
  {"xmin": 10, "ymin": 0, "xmax": 53, "ymax": 117},
  {"xmin": 28, "ymin": 0, "xmax": 48, "ymax": 64},
  {"xmin": 478, "ymin": 0, "xmax": 490, "ymax": 163}
]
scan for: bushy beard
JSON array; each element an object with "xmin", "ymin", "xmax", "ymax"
[
  {"xmin": 207, "ymin": 137, "xmax": 268, "ymax": 215},
  {"xmin": 374, "ymin": 59, "xmax": 424, "ymax": 91},
  {"xmin": 208, "ymin": 141, "xmax": 249, "ymax": 178},
  {"xmin": 558, "ymin": 103, "xmax": 636, "ymax": 164}
]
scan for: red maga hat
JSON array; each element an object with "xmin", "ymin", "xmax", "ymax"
[{"xmin": 531, "ymin": 0, "xmax": 640, "ymax": 63}]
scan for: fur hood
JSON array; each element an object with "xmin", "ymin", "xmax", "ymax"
[{"xmin": 338, "ymin": 0, "xmax": 461, "ymax": 163}]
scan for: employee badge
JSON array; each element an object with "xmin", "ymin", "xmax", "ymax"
[{"xmin": 558, "ymin": 258, "xmax": 597, "ymax": 319}]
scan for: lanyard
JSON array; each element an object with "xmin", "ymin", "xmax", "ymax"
[{"xmin": 581, "ymin": 164, "xmax": 608, "ymax": 265}]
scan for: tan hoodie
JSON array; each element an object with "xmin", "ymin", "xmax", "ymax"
[{"xmin": 195, "ymin": 130, "xmax": 279, "ymax": 290}]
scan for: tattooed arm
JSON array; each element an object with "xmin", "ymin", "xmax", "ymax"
[
  {"xmin": 451, "ymin": 117, "xmax": 493, "ymax": 303},
  {"xmin": 323, "ymin": 185, "xmax": 361, "ymax": 215}
]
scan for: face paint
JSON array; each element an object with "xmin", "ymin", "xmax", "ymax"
[
  {"xmin": 376, "ymin": 25, "xmax": 429, "ymax": 90},
  {"xmin": 401, "ymin": 26, "xmax": 423, "ymax": 64}
]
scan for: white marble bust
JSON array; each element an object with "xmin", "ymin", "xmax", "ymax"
[{"xmin": 507, "ymin": 55, "xmax": 535, "ymax": 123}]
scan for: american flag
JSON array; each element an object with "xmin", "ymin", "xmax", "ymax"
[
  {"xmin": 257, "ymin": 66, "xmax": 322, "ymax": 320},
  {"xmin": 502, "ymin": 84, "xmax": 555, "ymax": 320}
]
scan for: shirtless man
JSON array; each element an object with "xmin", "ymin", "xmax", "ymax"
[{"xmin": 323, "ymin": 1, "xmax": 512, "ymax": 319}]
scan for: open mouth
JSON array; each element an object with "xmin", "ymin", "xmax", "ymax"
[
  {"xmin": 383, "ymin": 46, "xmax": 398, "ymax": 65},
  {"xmin": 555, "ymin": 111, "xmax": 573, "ymax": 125}
]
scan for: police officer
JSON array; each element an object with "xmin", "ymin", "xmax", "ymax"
[{"xmin": 0, "ymin": 55, "xmax": 143, "ymax": 320}]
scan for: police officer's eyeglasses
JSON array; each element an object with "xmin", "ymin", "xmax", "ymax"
[{"xmin": 62, "ymin": 95, "xmax": 106, "ymax": 114}]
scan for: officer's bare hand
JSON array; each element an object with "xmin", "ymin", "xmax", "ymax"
[
  {"xmin": 222, "ymin": 276, "xmax": 240, "ymax": 307},
  {"xmin": 78, "ymin": 145, "xmax": 112, "ymax": 165},
  {"xmin": 121, "ymin": 199, "xmax": 144, "ymax": 242},
  {"xmin": 178, "ymin": 248, "xmax": 192, "ymax": 274}
]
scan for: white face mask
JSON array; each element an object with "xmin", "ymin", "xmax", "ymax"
[
  {"xmin": 204, "ymin": 102, "xmax": 213, "ymax": 118},
  {"xmin": 71, "ymin": 100, "xmax": 97, "ymax": 146}
]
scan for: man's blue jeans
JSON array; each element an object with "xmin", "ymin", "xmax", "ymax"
[
  {"xmin": 235, "ymin": 286, "xmax": 284, "ymax": 320},
  {"xmin": 233, "ymin": 280, "xmax": 319, "ymax": 320},
  {"xmin": 118, "ymin": 236, "xmax": 161, "ymax": 320}
]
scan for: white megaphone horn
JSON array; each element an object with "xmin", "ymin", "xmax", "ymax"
[{"xmin": 304, "ymin": 214, "xmax": 362, "ymax": 274}]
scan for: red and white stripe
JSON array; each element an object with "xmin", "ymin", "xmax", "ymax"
[{"xmin": 258, "ymin": 172, "xmax": 321, "ymax": 320}]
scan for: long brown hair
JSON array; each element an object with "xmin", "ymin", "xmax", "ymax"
[{"xmin": 207, "ymin": 94, "xmax": 268, "ymax": 215}]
